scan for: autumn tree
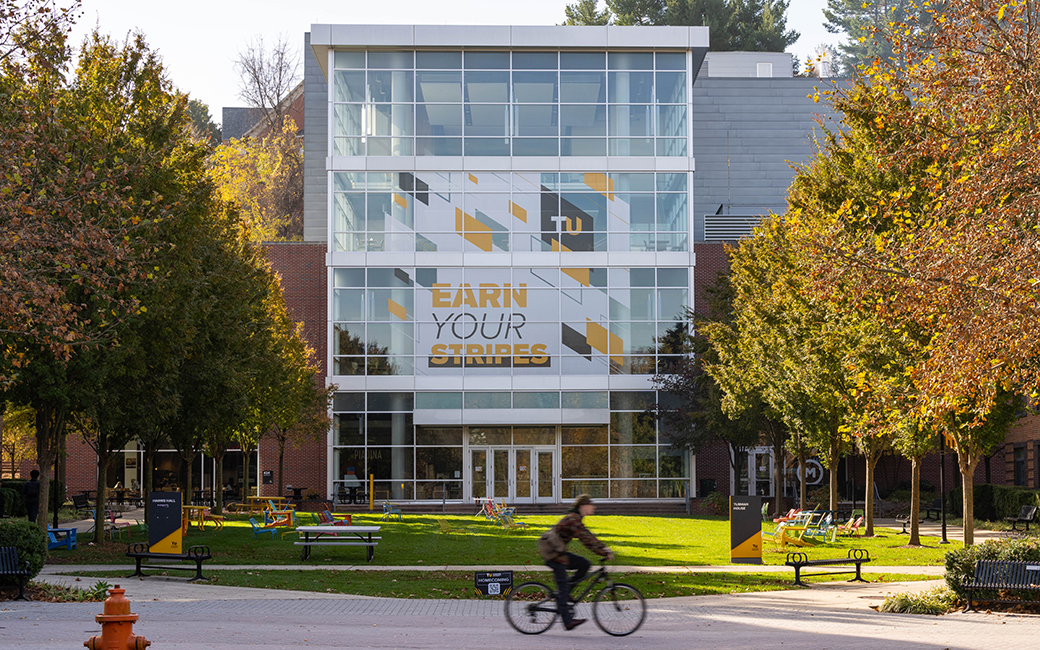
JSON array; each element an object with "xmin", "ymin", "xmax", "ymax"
[
  {"xmin": 0, "ymin": 402, "xmax": 34, "ymax": 477},
  {"xmin": 822, "ymin": 0, "xmax": 926, "ymax": 72},
  {"xmin": 234, "ymin": 33, "xmax": 300, "ymax": 133}
]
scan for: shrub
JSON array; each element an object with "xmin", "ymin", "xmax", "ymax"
[
  {"xmin": 879, "ymin": 584, "xmax": 957, "ymax": 615},
  {"xmin": 948, "ymin": 484, "xmax": 997, "ymax": 521},
  {"xmin": 0, "ymin": 520, "xmax": 48, "ymax": 585},
  {"xmin": 704, "ymin": 491, "xmax": 729, "ymax": 515},
  {"xmin": 0, "ymin": 487, "xmax": 27, "ymax": 518},
  {"xmin": 944, "ymin": 536, "xmax": 1040, "ymax": 598}
]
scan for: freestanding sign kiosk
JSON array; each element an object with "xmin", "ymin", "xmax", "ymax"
[
  {"xmin": 148, "ymin": 491, "xmax": 183, "ymax": 554},
  {"xmin": 730, "ymin": 495, "xmax": 762, "ymax": 564}
]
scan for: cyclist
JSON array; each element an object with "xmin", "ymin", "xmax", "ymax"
[{"xmin": 541, "ymin": 494, "xmax": 613, "ymax": 631}]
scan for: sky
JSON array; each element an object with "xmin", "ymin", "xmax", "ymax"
[{"xmin": 70, "ymin": 0, "xmax": 836, "ymax": 126}]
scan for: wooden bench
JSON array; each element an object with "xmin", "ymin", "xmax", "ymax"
[
  {"xmin": 963, "ymin": 560, "xmax": 1040, "ymax": 611},
  {"xmin": 785, "ymin": 549, "xmax": 871, "ymax": 587},
  {"xmin": 126, "ymin": 543, "xmax": 212, "ymax": 582},
  {"xmin": 0, "ymin": 546, "xmax": 32, "ymax": 601}
]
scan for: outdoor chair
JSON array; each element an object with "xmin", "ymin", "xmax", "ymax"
[
  {"xmin": 833, "ymin": 516, "xmax": 863, "ymax": 538},
  {"xmin": 381, "ymin": 501, "xmax": 402, "ymax": 522},
  {"xmin": 438, "ymin": 519, "xmax": 467, "ymax": 539},
  {"xmin": 1005, "ymin": 505, "xmax": 1038, "ymax": 532},
  {"xmin": 249, "ymin": 518, "xmax": 277, "ymax": 540},
  {"xmin": 320, "ymin": 510, "xmax": 352, "ymax": 525},
  {"xmin": 498, "ymin": 512, "xmax": 528, "ymax": 533}
]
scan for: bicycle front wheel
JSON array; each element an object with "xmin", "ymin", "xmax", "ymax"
[
  {"xmin": 504, "ymin": 581, "xmax": 558, "ymax": 635},
  {"xmin": 592, "ymin": 582, "xmax": 646, "ymax": 636}
]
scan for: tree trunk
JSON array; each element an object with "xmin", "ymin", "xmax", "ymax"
[
  {"xmin": 33, "ymin": 403, "xmax": 66, "ymax": 531},
  {"xmin": 242, "ymin": 444, "xmax": 255, "ymax": 498},
  {"xmin": 180, "ymin": 450, "xmax": 197, "ymax": 507},
  {"xmin": 276, "ymin": 428, "xmax": 286, "ymax": 498},
  {"xmin": 53, "ymin": 432, "xmax": 66, "ymax": 529},
  {"xmin": 908, "ymin": 457, "xmax": 922, "ymax": 546},
  {"xmin": 958, "ymin": 450, "xmax": 981, "ymax": 546},
  {"xmin": 828, "ymin": 436, "xmax": 840, "ymax": 512},
  {"xmin": 771, "ymin": 428, "xmax": 785, "ymax": 517},
  {"xmin": 212, "ymin": 450, "xmax": 226, "ymax": 515},
  {"xmin": 143, "ymin": 444, "xmax": 156, "ymax": 523},
  {"xmin": 94, "ymin": 451, "xmax": 114, "ymax": 544},
  {"xmin": 864, "ymin": 449, "xmax": 880, "ymax": 537},
  {"xmin": 797, "ymin": 443, "xmax": 807, "ymax": 508}
]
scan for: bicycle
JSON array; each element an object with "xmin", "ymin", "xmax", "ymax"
[{"xmin": 504, "ymin": 559, "xmax": 646, "ymax": 636}]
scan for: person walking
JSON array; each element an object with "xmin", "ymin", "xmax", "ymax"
[{"xmin": 22, "ymin": 469, "xmax": 41, "ymax": 525}]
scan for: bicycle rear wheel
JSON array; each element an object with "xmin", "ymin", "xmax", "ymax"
[
  {"xmin": 505, "ymin": 582, "xmax": 558, "ymax": 634},
  {"xmin": 592, "ymin": 582, "xmax": 646, "ymax": 636}
]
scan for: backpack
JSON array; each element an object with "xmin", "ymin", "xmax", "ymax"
[{"xmin": 537, "ymin": 526, "xmax": 566, "ymax": 561}]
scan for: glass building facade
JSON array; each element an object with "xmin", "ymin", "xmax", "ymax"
[{"xmin": 315, "ymin": 25, "xmax": 706, "ymax": 503}]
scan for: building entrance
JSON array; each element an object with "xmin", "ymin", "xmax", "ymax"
[{"xmin": 469, "ymin": 446, "xmax": 556, "ymax": 504}]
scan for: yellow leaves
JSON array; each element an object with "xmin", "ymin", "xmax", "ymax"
[{"xmin": 997, "ymin": 4, "xmax": 1006, "ymax": 20}]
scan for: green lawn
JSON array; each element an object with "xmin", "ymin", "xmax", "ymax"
[{"xmin": 47, "ymin": 512, "xmax": 958, "ymax": 568}]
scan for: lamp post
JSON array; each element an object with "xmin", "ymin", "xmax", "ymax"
[{"xmin": 939, "ymin": 434, "xmax": 949, "ymax": 544}]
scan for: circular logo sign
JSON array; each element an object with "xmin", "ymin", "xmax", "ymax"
[{"xmin": 797, "ymin": 460, "xmax": 825, "ymax": 485}]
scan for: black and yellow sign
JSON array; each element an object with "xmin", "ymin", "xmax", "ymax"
[
  {"xmin": 148, "ymin": 491, "xmax": 182, "ymax": 554},
  {"xmin": 730, "ymin": 496, "xmax": 762, "ymax": 565},
  {"xmin": 475, "ymin": 571, "xmax": 513, "ymax": 596}
]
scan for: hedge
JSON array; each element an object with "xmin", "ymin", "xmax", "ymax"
[
  {"xmin": 0, "ymin": 520, "xmax": 47, "ymax": 586},
  {"xmin": 945, "ymin": 536, "xmax": 1040, "ymax": 599},
  {"xmin": 0, "ymin": 488, "xmax": 27, "ymax": 518},
  {"xmin": 947, "ymin": 484, "xmax": 1040, "ymax": 522}
]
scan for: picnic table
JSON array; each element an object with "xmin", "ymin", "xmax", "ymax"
[
  {"xmin": 294, "ymin": 525, "xmax": 381, "ymax": 561},
  {"xmin": 182, "ymin": 505, "xmax": 209, "ymax": 532}
]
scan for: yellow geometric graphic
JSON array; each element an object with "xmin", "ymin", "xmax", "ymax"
[
  {"xmin": 584, "ymin": 172, "xmax": 614, "ymax": 202},
  {"xmin": 509, "ymin": 201, "xmax": 527, "ymax": 223},
  {"xmin": 731, "ymin": 532, "xmax": 762, "ymax": 562},
  {"xmin": 586, "ymin": 320, "xmax": 624, "ymax": 365},
  {"xmin": 468, "ymin": 173, "xmax": 479, "ymax": 185},
  {"xmin": 387, "ymin": 299, "xmax": 408, "ymax": 321},
  {"xmin": 551, "ymin": 239, "xmax": 572, "ymax": 253},
  {"xmin": 454, "ymin": 207, "xmax": 493, "ymax": 252},
  {"xmin": 562, "ymin": 268, "xmax": 590, "ymax": 287},
  {"xmin": 150, "ymin": 528, "xmax": 182, "ymax": 554},
  {"xmin": 393, "ymin": 193, "xmax": 408, "ymax": 209}
]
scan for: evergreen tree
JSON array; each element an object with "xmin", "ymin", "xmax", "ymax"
[
  {"xmin": 562, "ymin": 0, "xmax": 611, "ymax": 25},
  {"xmin": 822, "ymin": 0, "xmax": 920, "ymax": 73}
]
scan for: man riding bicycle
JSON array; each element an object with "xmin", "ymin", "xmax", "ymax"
[{"xmin": 539, "ymin": 494, "xmax": 613, "ymax": 631}]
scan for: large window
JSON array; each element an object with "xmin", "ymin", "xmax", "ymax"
[
  {"xmin": 331, "ymin": 50, "xmax": 687, "ymax": 158},
  {"xmin": 332, "ymin": 266, "xmax": 688, "ymax": 376},
  {"xmin": 332, "ymin": 171, "xmax": 688, "ymax": 253}
]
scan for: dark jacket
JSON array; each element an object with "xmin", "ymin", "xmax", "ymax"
[
  {"xmin": 22, "ymin": 479, "xmax": 41, "ymax": 505},
  {"xmin": 554, "ymin": 512, "xmax": 609, "ymax": 557}
]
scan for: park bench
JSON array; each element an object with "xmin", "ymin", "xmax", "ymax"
[
  {"xmin": 785, "ymin": 549, "xmax": 871, "ymax": 587},
  {"xmin": 922, "ymin": 498, "xmax": 944, "ymax": 521},
  {"xmin": 1003, "ymin": 505, "xmax": 1038, "ymax": 532},
  {"xmin": 0, "ymin": 546, "xmax": 32, "ymax": 601},
  {"xmin": 126, "ymin": 543, "xmax": 212, "ymax": 582},
  {"xmin": 963, "ymin": 560, "xmax": 1040, "ymax": 611}
]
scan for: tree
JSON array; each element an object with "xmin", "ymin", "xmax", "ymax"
[
  {"xmin": 0, "ymin": 402, "xmax": 34, "ymax": 477},
  {"xmin": 187, "ymin": 98, "xmax": 221, "ymax": 146},
  {"xmin": 822, "ymin": 0, "xmax": 925, "ymax": 73},
  {"xmin": 208, "ymin": 117, "xmax": 303, "ymax": 240},
  {"xmin": 565, "ymin": 0, "xmax": 799, "ymax": 52},
  {"xmin": 234, "ymin": 34, "xmax": 300, "ymax": 133},
  {"xmin": 562, "ymin": 0, "xmax": 611, "ymax": 25}
]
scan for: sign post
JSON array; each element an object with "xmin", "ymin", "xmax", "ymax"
[
  {"xmin": 148, "ymin": 491, "xmax": 183, "ymax": 554},
  {"xmin": 730, "ymin": 495, "xmax": 762, "ymax": 564}
]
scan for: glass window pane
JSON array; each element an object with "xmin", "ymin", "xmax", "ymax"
[
  {"xmin": 370, "ymin": 104, "xmax": 414, "ymax": 136},
  {"xmin": 657, "ymin": 173, "xmax": 687, "ymax": 192},
  {"xmin": 415, "ymin": 427, "xmax": 464, "ymax": 445},
  {"xmin": 415, "ymin": 447, "xmax": 463, "ymax": 479},
  {"xmin": 334, "ymin": 137, "xmax": 363, "ymax": 156},
  {"xmin": 333, "ymin": 289, "xmax": 365, "ymax": 321},
  {"xmin": 335, "ymin": 357, "xmax": 364, "ymax": 375},
  {"xmin": 333, "ymin": 392, "xmax": 364, "ymax": 411},
  {"xmin": 562, "ymin": 446, "xmax": 608, "ymax": 478},
  {"xmin": 657, "ymin": 138, "xmax": 687, "ymax": 157},
  {"xmin": 465, "ymin": 104, "xmax": 509, "ymax": 136},
  {"xmin": 334, "ymin": 172, "xmax": 365, "ymax": 192},
  {"xmin": 416, "ymin": 51, "xmax": 461, "ymax": 69},
  {"xmin": 609, "ymin": 138, "xmax": 655, "ymax": 156},
  {"xmin": 609, "ymin": 105, "xmax": 653, "ymax": 137},
  {"xmin": 610, "ymin": 446, "xmax": 657, "ymax": 478},
  {"xmin": 562, "ymin": 425, "xmax": 608, "ymax": 444},
  {"xmin": 334, "ymin": 51, "xmax": 365, "ymax": 69},
  {"xmin": 562, "ymin": 392, "xmax": 608, "ymax": 410},
  {"xmin": 366, "ymin": 445, "xmax": 413, "ymax": 479},
  {"xmin": 561, "ymin": 138, "xmax": 606, "ymax": 156},
  {"xmin": 468, "ymin": 427, "xmax": 511, "ymax": 444},
  {"xmin": 334, "ymin": 71, "xmax": 365, "ymax": 102},
  {"xmin": 368, "ymin": 393, "xmax": 414, "ymax": 412},
  {"xmin": 464, "ymin": 392, "xmax": 511, "ymax": 409},
  {"xmin": 561, "ymin": 104, "xmax": 606, "ymax": 137},
  {"xmin": 512, "ymin": 138, "xmax": 558, "ymax": 156},
  {"xmin": 656, "ymin": 52, "xmax": 686, "ymax": 70},
  {"xmin": 415, "ymin": 393, "xmax": 462, "ymax": 410},
  {"xmin": 656, "ymin": 193, "xmax": 687, "ymax": 230},
  {"xmin": 657, "ymin": 268, "xmax": 688, "ymax": 288},
  {"xmin": 465, "ymin": 138, "xmax": 510, "ymax": 156},
  {"xmin": 417, "ymin": 104, "xmax": 462, "ymax": 136},
  {"xmin": 369, "ymin": 70, "xmax": 413, "ymax": 103},
  {"xmin": 560, "ymin": 71, "xmax": 606, "ymax": 103},
  {"xmin": 609, "ymin": 52, "xmax": 653, "ymax": 70},
  {"xmin": 415, "ymin": 138, "xmax": 462, "ymax": 156},
  {"xmin": 334, "ymin": 323, "xmax": 365, "ymax": 355},
  {"xmin": 656, "ymin": 72, "xmax": 686, "ymax": 104},
  {"xmin": 657, "ymin": 105, "xmax": 686, "ymax": 138},
  {"xmin": 464, "ymin": 71, "xmax": 510, "ymax": 103},
  {"xmin": 512, "ymin": 392, "xmax": 559, "ymax": 409},
  {"xmin": 610, "ymin": 391, "xmax": 655, "ymax": 410},
  {"xmin": 658, "ymin": 288, "xmax": 689, "ymax": 320},
  {"xmin": 515, "ymin": 104, "xmax": 558, "ymax": 136},
  {"xmin": 334, "ymin": 413, "xmax": 364, "ymax": 445},
  {"xmin": 334, "ymin": 104, "xmax": 362, "ymax": 136},
  {"xmin": 416, "ymin": 71, "xmax": 462, "ymax": 103},
  {"xmin": 466, "ymin": 51, "xmax": 509, "ymax": 69},
  {"xmin": 561, "ymin": 52, "xmax": 605, "ymax": 70},
  {"xmin": 610, "ymin": 412, "xmax": 657, "ymax": 444},
  {"xmin": 513, "ymin": 71, "xmax": 558, "ymax": 103},
  {"xmin": 333, "ymin": 193, "xmax": 364, "ymax": 232},
  {"xmin": 608, "ymin": 71, "xmax": 653, "ymax": 103},
  {"xmin": 609, "ymin": 173, "xmax": 655, "ymax": 192},
  {"xmin": 513, "ymin": 427, "xmax": 556, "ymax": 444},
  {"xmin": 333, "ymin": 268, "xmax": 365, "ymax": 288},
  {"xmin": 368, "ymin": 51, "xmax": 413, "ymax": 68},
  {"xmin": 513, "ymin": 52, "xmax": 557, "ymax": 69}
]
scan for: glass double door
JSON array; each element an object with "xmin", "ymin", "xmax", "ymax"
[{"xmin": 471, "ymin": 447, "xmax": 556, "ymax": 504}]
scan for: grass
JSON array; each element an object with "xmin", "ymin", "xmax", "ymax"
[
  {"xmin": 47, "ymin": 512, "xmax": 959, "ymax": 568},
  {"xmin": 63, "ymin": 568, "xmax": 937, "ymax": 599}
]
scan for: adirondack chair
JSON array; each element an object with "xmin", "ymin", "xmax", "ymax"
[
  {"xmin": 499, "ymin": 512, "xmax": 529, "ymax": 533},
  {"xmin": 382, "ymin": 501, "xmax": 402, "ymax": 522},
  {"xmin": 438, "ymin": 519, "xmax": 467, "ymax": 539},
  {"xmin": 249, "ymin": 518, "xmax": 277, "ymax": 540},
  {"xmin": 833, "ymin": 516, "xmax": 863, "ymax": 538}
]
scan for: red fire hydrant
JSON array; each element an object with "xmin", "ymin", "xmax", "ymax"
[{"xmin": 84, "ymin": 584, "xmax": 151, "ymax": 650}]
